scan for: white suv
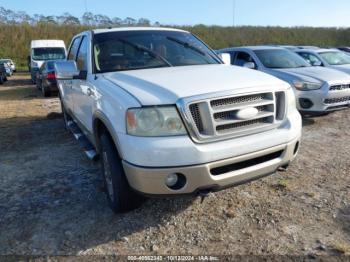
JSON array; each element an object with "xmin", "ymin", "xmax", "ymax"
[{"xmin": 55, "ymin": 28, "xmax": 302, "ymax": 213}]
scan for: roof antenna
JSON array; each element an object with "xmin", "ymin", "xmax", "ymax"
[{"xmin": 84, "ymin": 0, "xmax": 88, "ymax": 12}]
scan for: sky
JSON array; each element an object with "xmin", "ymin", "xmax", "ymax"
[{"xmin": 0, "ymin": 0, "xmax": 349, "ymax": 27}]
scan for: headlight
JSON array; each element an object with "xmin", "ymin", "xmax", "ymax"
[
  {"xmin": 287, "ymin": 87, "xmax": 297, "ymax": 113},
  {"xmin": 293, "ymin": 80, "xmax": 322, "ymax": 91},
  {"xmin": 126, "ymin": 106, "xmax": 187, "ymax": 137}
]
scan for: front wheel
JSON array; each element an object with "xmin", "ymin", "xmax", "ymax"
[{"xmin": 100, "ymin": 133, "xmax": 145, "ymax": 213}]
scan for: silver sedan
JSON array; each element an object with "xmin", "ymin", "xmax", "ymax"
[
  {"xmin": 295, "ymin": 48, "xmax": 350, "ymax": 75},
  {"xmin": 218, "ymin": 46, "xmax": 350, "ymax": 114}
]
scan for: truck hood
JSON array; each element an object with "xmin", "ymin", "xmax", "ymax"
[
  {"xmin": 103, "ymin": 64, "xmax": 288, "ymax": 105},
  {"xmin": 269, "ymin": 66, "xmax": 350, "ymax": 84}
]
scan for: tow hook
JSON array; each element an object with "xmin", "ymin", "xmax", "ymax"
[
  {"xmin": 198, "ymin": 189, "xmax": 211, "ymax": 203},
  {"xmin": 278, "ymin": 164, "xmax": 289, "ymax": 172}
]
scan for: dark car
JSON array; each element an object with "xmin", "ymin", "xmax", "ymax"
[
  {"xmin": 0, "ymin": 63, "xmax": 7, "ymax": 84},
  {"xmin": 36, "ymin": 61, "xmax": 58, "ymax": 97},
  {"xmin": 337, "ymin": 47, "xmax": 350, "ymax": 54}
]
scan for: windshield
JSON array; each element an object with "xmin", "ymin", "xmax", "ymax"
[
  {"xmin": 254, "ymin": 49, "xmax": 311, "ymax": 69},
  {"xmin": 93, "ymin": 30, "xmax": 220, "ymax": 73},
  {"xmin": 45, "ymin": 61, "xmax": 56, "ymax": 70},
  {"xmin": 319, "ymin": 51, "xmax": 350, "ymax": 65},
  {"xmin": 0, "ymin": 59, "xmax": 11, "ymax": 64},
  {"xmin": 32, "ymin": 48, "xmax": 66, "ymax": 61}
]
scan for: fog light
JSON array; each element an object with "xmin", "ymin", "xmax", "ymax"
[
  {"xmin": 165, "ymin": 173, "xmax": 178, "ymax": 187},
  {"xmin": 299, "ymin": 98, "xmax": 313, "ymax": 109}
]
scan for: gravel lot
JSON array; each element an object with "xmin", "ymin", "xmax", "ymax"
[{"xmin": 0, "ymin": 73, "xmax": 349, "ymax": 258}]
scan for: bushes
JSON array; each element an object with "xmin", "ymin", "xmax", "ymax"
[{"xmin": 0, "ymin": 23, "xmax": 349, "ymax": 69}]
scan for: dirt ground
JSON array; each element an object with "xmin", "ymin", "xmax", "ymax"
[{"xmin": 0, "ymin": 73, "xmax": 349, "ymax": 258}]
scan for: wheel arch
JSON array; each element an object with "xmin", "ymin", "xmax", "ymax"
[{"xmin": 93, "ymin": 111, "xmax": 124, "ymax": 159}]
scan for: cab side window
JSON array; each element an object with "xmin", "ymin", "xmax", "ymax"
[
  {"xmin": 76, "ymin": 36, "xmax": 88, "ymax": 71},
  {"xmin": 68, "ymin": 37, "xmax": 82, "ymax": 61},
  {"xmin": 234, "ymin": 52, "xmax": 256, "ymax": 67}
]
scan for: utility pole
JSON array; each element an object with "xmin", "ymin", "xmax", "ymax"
[
  {"xmin": 233, "ymin": 0, "xmax": 236, "ymax": 27},
  {"xmin": 84, "ymin": 0, "xmax": 88, "ymax": 13}
]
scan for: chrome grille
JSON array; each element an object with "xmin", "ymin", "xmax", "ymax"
[
  {"xmin": 186, "ymin": 91, "xmax": 286, "ymax": 142},
  {"xmin": 189, "ymin": 104, "xmax": 204, "ymax": 132},
  {"xmin": 324, "ymin": 96, "xmax": 350, "ymax": 104},
  {"xmin": 211, "ymin": 94, "xmax": 265, "ymax": 108},
  {"xmin": 329, "ymin": 84, "xmax": 350, "ymax": 91},
  {"xmin": 216, "ymin": 117, "xmax": 272, "ymax": 133}
]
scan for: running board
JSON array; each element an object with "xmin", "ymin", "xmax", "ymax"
[{"xmin": 67, "ymin": 121, "xmax": 98, "ymax": 161}]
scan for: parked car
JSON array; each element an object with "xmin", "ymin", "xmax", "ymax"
[
  {"xmin": 0, "ymin": 59, "xmax": 16, "ymax": 72},
  {"xmin": 218, "ymin": 46, "xmax": 350, "ymax": 114},
  {"xmin": 36, "ymin": 61, "xmax": 59, "ymax": 97},
  {"xmin": 297, "ymin": 46, "xmax": 320, "ymax": 50},
  {"xmin": 0, "ymin": 63, "xmax": 7, "ymax": 84},
  {"xmin": 0, "ymin": 60, "xmax": 12, "ymax": 77},
  {"xmin": 55, "ymin": 28, "xmax": 302, "ymax": 213},
  {"xmin": 295, "ymin": 48, "xmax": 350, "ymax": 75},
  {"xmin": 29, "ymin": 40, "xmax": 66, "ymax": 84},
  {"xmin": 279, "ymin": 45, "xmax": 299, "ymax": 51},
  {"xmin": 337, "ymin": 47, "xmax": 350, "ymax": 54}
]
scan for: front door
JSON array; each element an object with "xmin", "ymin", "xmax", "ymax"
[
  {"xmin": 64, "ymin": 36, "xmax": 82, "ymax": 114},
  {"xmin": 72, "ymin": 35, "xmax": 95, "ymax": 134}
]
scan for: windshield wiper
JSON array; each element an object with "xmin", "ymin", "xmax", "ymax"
[
  {"xmin": 166, "ymin": 36, "xmax": 206, "ymax": 56},
  {"xmin": 118, "ymin": 38, "xmax": 172, "ymax": 67}
]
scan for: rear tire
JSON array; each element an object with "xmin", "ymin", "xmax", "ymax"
[
  {"xmin": 42, "ymin": 84, "xmax": 51, "ymax": 97},
  {"xmin": 36, "ymin": 79, "xmax": 41, "ymax": 90},
  {"xmin": 100, "ymin": 132, "xmax": 145, "ymax": 213},
  {"xmin": 0, "ymin": 76, "xmax": 3, "ymax": 85}
]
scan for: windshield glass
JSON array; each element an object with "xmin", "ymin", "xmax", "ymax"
[
  {"xmin": 254, "ymin": 49, "xmax": 311, "ymax": 69},
  {"xmin": 0, "ymin": 59, "xmax": 11, "ymax": 63},
  {"xmin": 46, "ymin": 61, "xmax": 56, "ymax": 70},
  {"xmin": 319, "ymin": 51, "xmax": 350, "ymax": 65},
  {"xmin": 32, "ymin": 48, "xmax": 66, "ymax": 61},
  {"xmin": 93, "ymin": 30, "xmax": 220, "ymax": 73}
]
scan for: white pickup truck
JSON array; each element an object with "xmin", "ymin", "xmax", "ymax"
[{"xmin": 55, "ymin": 28, "xmax": 302, "ymax": 213}]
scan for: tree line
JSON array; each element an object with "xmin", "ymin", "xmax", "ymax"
[
  {"xmin": 0, "ymin": 6, "xmax": 349, "ymax": 70},
  {"xmin": 0, "ymin": 7, "xmax": 155, "ymax": 27}
]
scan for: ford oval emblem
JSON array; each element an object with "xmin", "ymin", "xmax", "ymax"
[{"xmin": 235, "ymin": 107, "xmax": 259, "ymax": 120}]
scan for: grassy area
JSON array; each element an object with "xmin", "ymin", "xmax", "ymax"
[{"xmin": 1, "ymin": 23, "xmax": 349, "ymax": 67}]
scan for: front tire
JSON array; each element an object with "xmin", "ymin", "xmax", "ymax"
[{"xmin": 100, "ymin": 132, "xmax": 145, "ymax": 213}]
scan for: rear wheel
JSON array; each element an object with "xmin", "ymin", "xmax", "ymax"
[
  {"xmin": 41, "ymin": 84, "xmax": 51, "ymax": 97},
  {"xmin": 100, "ymin": 132, "xmax": 145, "ymax": 213},
  {"xmin": 0, "ymin": 75, "xmax": 3, "ymax": 85},
  {"xmin": 36, "ymin": 79, "xmax": 41, "ymax": 90}
]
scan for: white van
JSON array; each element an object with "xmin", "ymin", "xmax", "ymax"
[{"xmin": 29, "ymin": 40, "xmax": 67, "ymax": 83}]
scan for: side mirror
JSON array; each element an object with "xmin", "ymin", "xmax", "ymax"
[
  {"xmin": 311, "ymin": 61, "xmax": 322, "ymax": 66},
  {"xmin": 243, "ymin": 62, "xmax": 256, "ymax": 69},
  {"xmin": 218, "ymin": 53, "xmax": 231, "ymax": 65},
  {"xmin": 55, "ymin": 61, "xmax": 79, "ymax": 80}
]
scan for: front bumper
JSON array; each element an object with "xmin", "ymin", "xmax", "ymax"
[
  {"xmin": 123, "ymin": 135, "xmax": 300, "ymax": 195},
  {"xmin": 296, "ymin": 84, "xmax": 350, "ymax": 112}
]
